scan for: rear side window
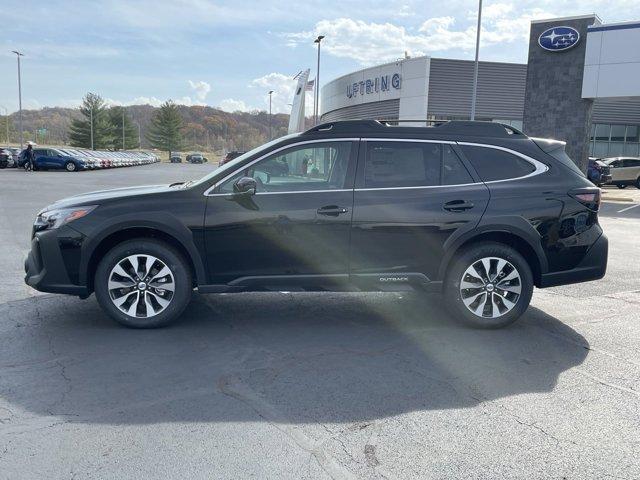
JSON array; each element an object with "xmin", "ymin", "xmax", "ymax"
[
  {"xmin": 548, "ymin": 147, "xmax": 585, "ymax": 177},
  {"xmin": 461, "ymin": 145, "xmax": 536, "ymax": 182},
  {"xmin": 364, "ymin": 142, "xmax": 473, "ymax": 188}
]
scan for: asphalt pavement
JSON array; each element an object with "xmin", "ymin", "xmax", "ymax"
[{"xmin": 0, "ymin": 164, "xmax": 638, "ymax": 479}]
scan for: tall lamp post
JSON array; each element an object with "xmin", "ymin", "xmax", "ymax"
[
  {"xmin": 470, "ymin": 0, "xmax": 482, "ymax": 121},
  {"xmin": 89, "ymin": 105, "xmax": 94, "ymax": 150},
  {"xmin": 134, "ymin": 120, "xmax": 141, "ymax": 148},
  {"xmin": 268, "ymin": 90, "xmax": 274, "ymax": 140},
  {"xmin": 313, "ymin": 35, "xmax": 325, "ymax": 125},
  {"xmin": 0, "ymin": 106, "xmax": 8, "ymax": 147},
  {"xmin": 11, "ymin": 51, "xmax": 24, "ymax": 148},
  {"xmin": 122, "ymin": 107, "xmax": 126, "ymax": 150}
]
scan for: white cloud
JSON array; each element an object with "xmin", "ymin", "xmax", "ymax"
[
  {"xmin": 480, "ymin": 3, "xmax": 514, "ymax": 20},
  {"xmin": 281, "ymin": 7, "xmax": 556, "ymax": 65},
  {"xmin": 218, "ymin": 98, "xmax": 251, "ymax": 112},
  {"xmin": 188, "ymin": 80, "xmax": 211, "ymax": 101},
  {"xmin": 395, "ymin": 5, "xmax": 414, "ymax": 18}
]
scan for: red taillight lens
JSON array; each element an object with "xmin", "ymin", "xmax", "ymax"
[{"xmin": 569, "ymin": 189, "xmax": 601, "ymax": 211}]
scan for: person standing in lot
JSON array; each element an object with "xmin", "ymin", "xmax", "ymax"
[{"xmin": 23, "ymin": 143, "xmax": 35, "ymax": 171}]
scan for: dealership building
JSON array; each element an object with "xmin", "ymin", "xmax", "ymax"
[{"xmin": 319, "ymin": 14, "xmax": 640, "ymax": 165}]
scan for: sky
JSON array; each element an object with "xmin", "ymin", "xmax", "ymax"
[{"xmin": 1, "ymin": 0, "xmax": 639, "ymax": 115}]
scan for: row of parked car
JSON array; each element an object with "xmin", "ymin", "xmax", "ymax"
[
  {"xmin": 588, "ymin": 156, "xmax": 640, "ymax": 189},
  {"xmin": 169, "ymin": 152, "xmax": 210, "ymax": 164},
  {"xmin": 0, "ymin": 147, "xmax": 159, "ymax": 171}
]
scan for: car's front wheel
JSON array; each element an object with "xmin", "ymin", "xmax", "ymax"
[
  {"xmin": 95, "ymin": 239, "xmax": 192, "ymax": 328},
  {"xmin": 444, "ymin": 242, "xmax": 533, "ymax": 329}
]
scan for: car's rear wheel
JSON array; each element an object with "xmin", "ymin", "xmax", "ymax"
[
  {"xmin": 635, "ymin": 177, "xmax": 640, "ymax": 189},
  {"xmin": 95, "ymin": 239, "xmax": 192, "ymax": 328},
  {"xmin": 444, "ymin": 242, "xmax": 533, "ymax": 329}
]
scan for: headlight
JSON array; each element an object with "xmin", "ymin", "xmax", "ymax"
[{"xmin": 34, "ymin": 205, "xmax": 98, "ymax": 231}]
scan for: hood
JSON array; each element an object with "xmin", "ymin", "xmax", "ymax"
[{"xmin": 44, "ymin": 184, "xmax": 176, "ymax": 211}]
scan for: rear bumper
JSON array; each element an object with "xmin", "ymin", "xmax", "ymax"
[
  {"xmin": 539, "ymin": 232, "xmax": 608, "ymax": 288},
  {"xmin": 24, "ymin": 228, "xmax": 89, "ymax": 296},
  {"xmin": 599, "ymin": 174, "xmax": 612, "ymax": 184}
]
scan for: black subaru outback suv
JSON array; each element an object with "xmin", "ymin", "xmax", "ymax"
[{"xmin": 25, "ymin": 120, "xmax": 607, "ymax": 328}]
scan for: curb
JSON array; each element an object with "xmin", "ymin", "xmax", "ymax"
[{"xmin": 601, "ymin": 195, "xmax": 633, "ymax": 203}]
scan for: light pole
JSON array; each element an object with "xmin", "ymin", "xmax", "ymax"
[
  {"xmin": 268, "ymin": 90, "xmax": 274, "ymax": 140},
  {"xmin": 122, "ymin": 107, "xmax": 125, "ymax": 150},
  {"xmin": 134, "ymin": 120, "xmax": 141, "ymax": 148},
  {"xmin": 89, "ymin": 104, "xmax": 94, "ymax": 150},
  {"xmin": 0, "ymin": 106, "xmax": 8, "ymax": 147},
  {"xmin": 12, "ymin": 51, "xmax": 24, "ymax": 148},
  {"xmin": 470, "ymin": 0, "xmax": 482, "ymax": 121},
  {"xmin": 313, "ymin": 35, "xmax": 324, "ymax": 125}
]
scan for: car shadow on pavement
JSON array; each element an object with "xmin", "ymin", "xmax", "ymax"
[{"xmin": 0, "ymin": 291, "xmax": 588, "ymax": 426}]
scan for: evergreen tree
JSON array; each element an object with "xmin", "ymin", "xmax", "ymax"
[
  {"xmin": 108, "ymin": 106, "xmax": 139, "ymax": 150},
  {"xmin": 69, "ymin": 93, "xmax": 113, "ymax": 149},
  {"xmin": 146, "ymin": 101, "xmax": 184, "ymax": 154}
]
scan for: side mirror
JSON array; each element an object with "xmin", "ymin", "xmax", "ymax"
[{"xmin": 233, "ymin": 176, "xmax": 257, "ymax": 196}]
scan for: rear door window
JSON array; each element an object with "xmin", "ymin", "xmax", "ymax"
[
  {"xmin": 460, "ymin": 145, "xmax": 536, "ymax": 182},
  {"xmin": 363, "ymin": 141, "xmax": 473, "ymax": 188}
]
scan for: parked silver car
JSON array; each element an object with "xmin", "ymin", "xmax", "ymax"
[{"xmin": 603, "ymin": 157, "xmax": 640, "ymax": 189}]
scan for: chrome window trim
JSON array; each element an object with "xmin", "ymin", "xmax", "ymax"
[
  {"xmin": 457, "ymin": 141, "xmax": 549, "ymax": 183},
  {"xmin": 354, "ymin": 183, "xmax": 483, "ymax": 192},
  {"xmin": 203, "ymin": 138, "xmax": 359, "ymax": 196},
  {"xmin": 204, "ymin": 137, "xmax": 549, "ymax": 196},
  {"xmin": 207, "ymin": 188, "xmax": 353, "ymax": 197}
]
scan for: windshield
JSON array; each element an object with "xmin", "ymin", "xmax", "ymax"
[{"xmin": 189, "ymin": 133, "xmax": 300, "ymax": 187}]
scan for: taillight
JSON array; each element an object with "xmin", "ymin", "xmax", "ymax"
[{"xmin": 569, "ymin": 188, "xmax": 601, "ymax": 211}]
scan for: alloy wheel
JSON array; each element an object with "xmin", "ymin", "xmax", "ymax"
[
  {"xmin": 459, "ymin": 257, "xmax": 522, "ymax": 318},
  {"xmin": 108, "ymin": 254, "xmax": 175, "ymax": 318}
]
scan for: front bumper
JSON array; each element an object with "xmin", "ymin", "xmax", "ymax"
[
  {"xmin": 24, "ymin": 227, "xmax": 89, "ymax": 296},
  {"xmin": 539, "ymin": 232, "xmax": 608, "ymax": 288}
]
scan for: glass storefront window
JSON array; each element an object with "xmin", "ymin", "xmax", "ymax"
[
  {"xmin": 593, "ymin": 142, "xmax": 609, "ymax": 157},
  {"xmin": 624, "ymin": 143, "xmax": 640, "ymax": 156},
  {"xmin": 626, "ymin": 126, "xmax": 639, "ymax": 143},
  {"xmin": 608, "ymin": 142, "xmax": 625, "ymax": 156},
  {"xmin": 610, "ymin": 125, "xmax": 626, "ymax": 142},
  {"xmin": 594, "ymin": 124, "xmax": 610, "ymax": 141}
]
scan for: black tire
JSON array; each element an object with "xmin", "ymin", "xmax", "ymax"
[
  {"xmin": 94, "ymin": 239, "xmax": 192, "ymax": 328},
  {"xmin": 617, "ymin": 184, "xmax": 627, "ymax": 189},
  {"xmin": 444, "ymin": 242, "xmax": 534, "ymax": 329},
  {"xmin": 64, "ymin": 161, "xmax": 77, "ymax": 172},
  {"xmin": 636, "ymin": 177, "xmax": 640, "ymax": 189}
]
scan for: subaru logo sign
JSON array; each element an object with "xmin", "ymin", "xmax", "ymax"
[{"xmin": 538, "ymin": 26, "xmax": 580, "ymax": 51}]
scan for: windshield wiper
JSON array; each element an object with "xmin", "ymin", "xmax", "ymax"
[{"xmin": 169, "ymin": 181, "xmax": 185, "ymax": 187}]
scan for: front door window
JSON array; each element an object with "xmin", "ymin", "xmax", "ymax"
[{"xmin": 218, "ymin": 142, "xmax": 352, "ymax": 193}]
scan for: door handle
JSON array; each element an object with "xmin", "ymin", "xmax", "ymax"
[
  {"xmin": 317, "ymin": 205, "xmax": 349, "ymax": 216},
  {"xmin": 443, "ymin": 200, "xmax": 474, "ymax": 212}
]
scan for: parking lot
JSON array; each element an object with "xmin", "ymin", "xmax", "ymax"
[{"xmin": 0, "ymin": 164, "xmax": 639, "ymax": 478}]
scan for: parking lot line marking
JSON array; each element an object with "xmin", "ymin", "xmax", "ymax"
[{"xmin": 617, "ymin": 203, "xmax": 640, "ymax": 213}]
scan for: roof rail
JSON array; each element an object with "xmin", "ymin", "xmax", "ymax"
[
  {"xmin": 303, "ymin": 119, "xmax": 526, "ymax": 138},
  {"xmin": 303, "ymin": 120, "xmax": 385, "ymax": 134}
]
